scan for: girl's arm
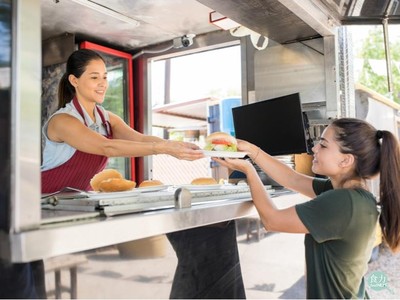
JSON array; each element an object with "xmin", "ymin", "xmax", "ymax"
[
  {"xmin": 238, "ymin": 140, "xmax": 316, "ymax": 198},
  {"xmin": 215, "ymin": 157, "xmax": 309, "ymax": 233}
]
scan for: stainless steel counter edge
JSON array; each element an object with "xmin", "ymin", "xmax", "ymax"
[
  {"xmin": 7, "ymin": 192, "xmax": 307, "ymax": 262},
  {"xmin": 9, "ymin": 198, "xmax": 258, "ymax": 262}
]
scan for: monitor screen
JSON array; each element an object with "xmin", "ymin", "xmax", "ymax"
[{"xmin": 232, "ymin": 93, "xmax": 309, "ymax": 156}]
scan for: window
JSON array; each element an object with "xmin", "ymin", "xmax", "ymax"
[
  {"xmin": 149, "ymin": 46, "xmax": 241, "ymax": 184},
  {"xmin": 151, "ymin": 46, "xmax": 241, "ymax": 107},
  {"xmin": 350, "ymin": 24, "xmax": 400, "ymax": 103}
]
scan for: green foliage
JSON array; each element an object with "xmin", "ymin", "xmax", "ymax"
[
  {"xmin": 104, "ymin": 69, "xmax": 124, "ymax": 118},
  {"xmin": 357, "ymin": 27, "xmax": 400, "ymax": 103}
]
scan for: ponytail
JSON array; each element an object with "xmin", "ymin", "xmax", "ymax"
[
  {"xmin": 57, "ymin": 73, "xmax": 75, "ymax": 108},
  {"xmin": 378, "ymin": 130, "xmax": 400, "ymax": 252},
  {"xmin": 332, "ymin": 118, "xmax": 400, "ymax": 252}
]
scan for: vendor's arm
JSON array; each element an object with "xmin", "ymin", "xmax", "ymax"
[
  {"xmin": 238, "ymin": 139, "xmax": 316, "ymax": 198},
  {"xmin": 214, "ymin": 157, "xmax": 309, "ymax": 233},
  {"xmin": 47, "ymin": 113, "xmax": 204, "ymax": 160},
  {"xmin": 109, "ymin": 112, "xmax": 202, "ymax": 151}
]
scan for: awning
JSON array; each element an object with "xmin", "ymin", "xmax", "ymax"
[{"xmin": 152, "ymin": 97, "xmax": 219, "ymax": 129}]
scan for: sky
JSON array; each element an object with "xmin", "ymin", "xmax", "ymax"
[{"xmin": 151, "ymin": 46, "xmax": 241, "ymax": 105}]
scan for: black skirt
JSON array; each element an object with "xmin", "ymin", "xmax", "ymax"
[{"xmin": 167, "ymin": 221, "xmax": 246, "ymax": 299}]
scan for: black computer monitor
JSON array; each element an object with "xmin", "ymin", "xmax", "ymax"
[{"xmin": 232, "ymin": 93, "xmax": 310, "ymax": 156}]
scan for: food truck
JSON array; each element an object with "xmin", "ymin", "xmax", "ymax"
[{"xmin": 1, "ymin": 0, "xmax": 399, "ymax": 298}]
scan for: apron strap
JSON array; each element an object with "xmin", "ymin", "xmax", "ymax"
[
  {"xmin": 72, "ymin": 97, "xmax": 113, "ymax": 137},
  {"xmin": 96, "ymin": 106, "xmax": 113, "ymax": 137},
  {"xmin": 72, "ymin": 97, "xmax": 87, "ymax": 126}
]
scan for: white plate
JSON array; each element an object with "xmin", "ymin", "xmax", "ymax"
[
  {"xmin": 178, "ymin": 184, "xmax": 222, "ymax": 191},
  {"xmin": 86, "ymin": 190, "xmax": 140, "ymax": 199},
  {"xmin": 136, "ymin": 185, "xmax": 170, "ymax": 193},
  {"xmin": 202, "ymin": 150, "xmax": 247, "ymax": 158}
]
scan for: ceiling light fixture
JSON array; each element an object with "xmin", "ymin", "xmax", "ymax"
[
  {"xmin": 209, "ymin": 11, "xmax": 240, "ymax": 30},
  {"xmin": 70, "ymin": 0, "xmax": 140, "ymax": 27}
]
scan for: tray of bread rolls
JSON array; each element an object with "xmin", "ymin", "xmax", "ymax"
[{"xmin": 41, "ymin": 170, "xmax": 274, "ymax": 216}]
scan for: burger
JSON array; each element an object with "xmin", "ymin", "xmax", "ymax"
[{"xmin": 204, "ymin": 131, "xmax": 237, "ymax": 152}]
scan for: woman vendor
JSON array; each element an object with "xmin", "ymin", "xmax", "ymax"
[{"xmin": 41, "ymin": 49, "xmax": 203, "ymax": 193}]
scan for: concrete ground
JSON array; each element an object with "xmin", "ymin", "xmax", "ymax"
[
  {"xmin": 366, "ymin": 243, "xmax": 400, "ymax": 299},
  {"xmin": 44, "ymin": 211, "xmax": 400, "ymax": 299},
  {"xmin": 45, "ymin": 221, "xmax": 307, "ymax": 299}
]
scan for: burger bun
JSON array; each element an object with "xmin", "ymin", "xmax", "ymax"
[
  {"xmin": 191, "ymin": 177, "xmax": 218, "ymax": 185},
  {"xmin": 90, "ymin": 169, "xmax": 123, "ymax": 191},
  {"xmin": 139, "ymin": 180, "xmax": 164, "ymax": 188},
  {"xmin": 98, "ymin": 178, "xmax": 136, "ymax": 192}
]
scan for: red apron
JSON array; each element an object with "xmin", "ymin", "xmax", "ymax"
[{"xmin": 41, "ymin": 98, "xmax": 113, "ymax": 193}]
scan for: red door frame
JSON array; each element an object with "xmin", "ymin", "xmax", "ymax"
[
  {"xmin": 133, "ymin": 57, "xmax": 145, "ymax": 184},
  {"xmin": 80, "ymin": 41, "xmax": 135, "ymax": 181}
]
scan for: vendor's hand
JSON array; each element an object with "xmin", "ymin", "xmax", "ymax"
[
  {"xmin": 212, "ymin": 157, "xmax": 253, "ymax": 174},
  {"xmin": 163, "ymin": 140, "xmax": 204, "ymax": 161}
]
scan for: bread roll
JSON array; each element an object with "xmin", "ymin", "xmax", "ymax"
[
  {"xmin": 98, "ymin": 178, "xmax": 136, "ymax": 192},
  {"xmin": 139, "ymin": 180, "xmax": 164, "ymax": 188},
  {"xmin": 191, "ymin": 177, "xmax": 218, "ymax": 185},
  {"xmin": 90, "ymin": 169, "xmax": 123, "ymax": 191}
]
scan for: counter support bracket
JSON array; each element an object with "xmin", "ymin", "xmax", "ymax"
[{"xmin": 174, "ymin": 188, "xmax": 192, "ymax": 208}]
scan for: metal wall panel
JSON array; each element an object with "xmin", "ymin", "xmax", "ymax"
[{"xmin": 254, "ymin": 38, "xmax": 326, "ymax": 104}]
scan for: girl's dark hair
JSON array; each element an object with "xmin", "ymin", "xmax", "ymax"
[
  {"xmin": 58, "ymin": 49, "xmax": 105, "ymax": 108},
  {"xmin": 331, "ymin": 118, "xmax": 400, "ymax": 252}
]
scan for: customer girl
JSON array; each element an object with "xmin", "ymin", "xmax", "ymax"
[{"xmin": 215, "ymin": 118, "xmax": 400, "ymax": 298}]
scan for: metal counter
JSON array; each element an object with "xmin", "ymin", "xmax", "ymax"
[{"xmin": 9, "ymin": 189, "xmax": 305, "ymax": 263}]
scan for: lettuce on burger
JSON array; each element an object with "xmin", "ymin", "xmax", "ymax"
[{"xmin": 204, "ymin": 131, "xmax": 238, "ymax": 152}]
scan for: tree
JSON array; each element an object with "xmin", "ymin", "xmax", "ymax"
[{"xmin": 357, "ymin": 26, "xmax": 400, "ymax": 103}]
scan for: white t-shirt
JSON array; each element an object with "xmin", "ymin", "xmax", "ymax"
[{"xmin": 41, "ymin": 102, "xmax": 110, "ymax": 171}]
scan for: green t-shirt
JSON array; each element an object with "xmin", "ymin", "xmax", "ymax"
[{"xmin": 295, "ymin": 178, "xmax": 379, "ymax": 299}]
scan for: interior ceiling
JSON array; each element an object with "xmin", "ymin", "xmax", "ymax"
[
  {"xmin": 317, "ymin": 0, "xmax": 400, "ymax": 24},
  {"xmin": 197, "ymin": 0, "xmax": 322, "ymax": 43},
  {"xmin": 41, "ymin": 0, "xmax": 220, "ymax": 52},
  {"xmin": 41, "ymin": 0, "xmax": 400, "ymax": 52}
]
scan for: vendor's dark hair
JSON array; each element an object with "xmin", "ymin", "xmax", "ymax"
[
  {"xmin": 58, "ymin": 49, "xmax": 105, "ymax": 108},
  {"xmin": 331, "ymin": 118, "xmax": 400, "ymax": 252}
]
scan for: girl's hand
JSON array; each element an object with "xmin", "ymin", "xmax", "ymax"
[
  {"xmin": 236, "ymin": 139, "xmax": 254, "ymax": 153},
  {"xmin": 212, "ymin": 157, "xmax": 253, "ymax": 174},
  {"xmin": 236, "ymin": 139, "xmax": 260, "ymax": 160}
]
